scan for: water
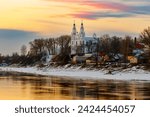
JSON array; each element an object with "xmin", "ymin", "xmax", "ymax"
[{"xmin": 0, "ymin": 71, "xmax": 150, "ymax": 100}]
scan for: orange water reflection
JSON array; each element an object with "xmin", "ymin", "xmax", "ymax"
[{"xmin": 0, "ymin": 72, "xmax": 150, "ymax": 100}]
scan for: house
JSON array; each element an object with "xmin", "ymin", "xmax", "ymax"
[
  {"xmin": 128, "ymin": 43, "xmax": 150, "ymax": 64},
  {"xmin": 128, "ymin": 56, "xmax": 138, "ymax": 64},
  {"xmin": 72, "ymin": 54, "xmax": 92, "ymax": 64}
]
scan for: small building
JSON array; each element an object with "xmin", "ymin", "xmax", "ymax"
[
  {"xmin": 72, "ymin": 56, "xmax": 86, "ymax": 64},
  {"xmin": 128, "ymin": 47, "xmax": 150, "ymax": 64},
  {"xmin": 72, "ymin": 54, "xmax": 92, "ymax": 64},
  {"xmin": 128, "ymin": 56, "xmax": 138, "ymax": 64}
]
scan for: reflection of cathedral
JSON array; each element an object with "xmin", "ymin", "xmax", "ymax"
[{"xmin": 71, "ymin": 22, "xmax": 96, "ymax": 55}]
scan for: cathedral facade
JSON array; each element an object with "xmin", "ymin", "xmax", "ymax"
[{"xmin": 71, "ymin": 22, "xmax": 96, "ymax": 56}]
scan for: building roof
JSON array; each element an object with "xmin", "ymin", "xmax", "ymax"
[{"xmin": 83, "ymin": 36, "xmax": 96, "ymax": 42}]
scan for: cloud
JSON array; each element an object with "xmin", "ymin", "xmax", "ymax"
[
  {"xmin": 43, "ymin": 0, "xmax": 84, "ymax": 2},
  {"xmin": 0, "ymin": 29, "xmax": 39, "ymax": 55},
  {"xmin": 81, "ymin": 1, "xmax": 130, "ymax": 11},
  {"xmin": 42, "ymin": 0, "xmax": 150, "ymax": 19},
  {"xmin": 35, "ymin": 0, "xmax": 150, "ymax": 20},
  {"xmin": 0, "ymin": 29, "xmax": 37, "ymax": 40},
  {"xmin": 44, "ymin": 0, "xmax": 130, "ymax": 11},
  {"xmin": 71, "ymin": 11, "xmax": 133, "ymax": 19},
  {"xmin": 70, "ymin": 4, "xmax": 150, "ymax": 19},
  {"xmin": 131, "ymin": 5, "xmax": 150, "ymax": 15},
  {"xmin": 97, "ymin": 30, "xmax": 138, "ymax": 37},
  {"xmin": 34, "ymin": 19, "xmax": 67, "ymax": 25}
]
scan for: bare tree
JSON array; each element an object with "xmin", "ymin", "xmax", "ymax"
[
  {"xmin": 29, "ymin": 39, "xmax": 45, "ymax": 55},
  {"xmin": 140, "ymin": 26, "xmax": 150, "ymax": 47},
  {"xmin": 111, "ymin": 36, "xmax": 121, "ymax": 55},
  {"xmin": 100, "ymin": 34, "xmax": 111, "ymax": 54},
  {"xmin": 45, "ymin": 38, "xmax": 57, "ymax": 55},
  {"xmin": 0, "ymin": 53, "xmax": 2, "ymax": 63},
  {"xmin": 21, "ymin": 45, "xmax": 27, "ymax": 56},
  {"xmin": 57, "ymin": 35, "xmax": 71, "ymax": 54},
  {"xmin": 11, "ymin": 52, "xmax": 19, "ymax": 64},
  {"xmin": 123, "ymin": 36, "xmax": 131, "ymax": 63}
]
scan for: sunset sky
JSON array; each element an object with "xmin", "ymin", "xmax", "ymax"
[{"xmin": 0, "ymin": 0, "xmax": 150, "ymax": 55}]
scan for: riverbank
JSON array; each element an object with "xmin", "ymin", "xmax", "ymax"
[{"xmin": 0, "ymin": 66, "xmax": 150, "ymax": 81}]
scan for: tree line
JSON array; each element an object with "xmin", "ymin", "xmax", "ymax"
[
  {"xmin": 0, "ymin": 27, "xmax": 150, "ymax": 66},
  {"xmin": 0, "ymin": 35, "xmax": 71, "ymax": 66}
]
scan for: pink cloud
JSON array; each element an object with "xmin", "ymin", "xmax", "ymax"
[
  {"xmin": 44, "ymin": 0, "xmax": 84, "ymax": 2},
  {"xmin": 71, "ymin": 12, "xmax": 94, "ymax": 20},
  {"xmin": 70, "ymin": 11, "xmax": 133, "ymax": 20},
  {"xmin": 83, "ymin": 1, "xmax": 130, "ymax": 11},
  {"xmin": 46, "ymin": 0, "xmax": 130, "ymax": 11},
  {"xmin": 43, "ymin": 0, "xmax": 134, "ymax": 20}
]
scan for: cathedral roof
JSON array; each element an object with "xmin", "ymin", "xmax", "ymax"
[{"xmin": 83, "ymin": 37, "xmax": 97, "ymax": 42}]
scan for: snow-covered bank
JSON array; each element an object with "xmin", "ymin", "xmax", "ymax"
[{"xmin": 0, "ymin": 66, "xmax": 150, "ymax": 81}]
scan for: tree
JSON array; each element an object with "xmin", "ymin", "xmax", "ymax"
[
  {"xmin": 123, "ymin": 36, "xmax": 132, "ymax": 63},
  {"xmin": 45, "ymin": 38, "xmax": 56, "ymax": 55},
  {"xmin": 29, "ymin": 39, "xmax": 45, "ymax": 55},
  {"xmin": 100, "ymin": 34, "xmax": 111, "ymax": 54},
  {"xmin": 0, "ymin": 53, "xmax": 2, "ymax": 63},
  {"xmin": 111, "ymin": 36, "xmax": 121, "ymax": 55},
  {"xmin": 11, "ymin": 52, "xmax": 20, "ymax": 64},
  {"xmin": 57, "ymin": 35, "xmax": 71, "ymax": 54},
  {"xmin": 140, "ymin": 26, "xmax": 150, "ymax": 47},
  {"xmin": 21, "ymin": 45, "xmax": 27, "ymax": 56},
  {"xmin": 140, "ymin": 27, "xmax": 150, "ymax": 62},
  {"xmin": 85, "ymin": 40, "xmax": 93, "ymax": 53}
]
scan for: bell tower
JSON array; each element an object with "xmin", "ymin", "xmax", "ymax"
[
  {"xmin": 79, "ymin": 21, "xmax": 85, "ymax": 39},
  {"xmin": 71, "ymin": 21, "xmax": 77, "ymax": 55},
  {"xmin": 71, "ymin": 21, "xmax": 77, "ymax": 37}
]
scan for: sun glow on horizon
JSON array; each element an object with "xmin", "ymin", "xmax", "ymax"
[{"xmin": 0, "ymin": 0, "xmax": 150, "ymax": 54}]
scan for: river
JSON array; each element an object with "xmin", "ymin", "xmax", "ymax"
[{"xmin": 0, "ymin": 71, "xmax": 150, "ymax": 100}]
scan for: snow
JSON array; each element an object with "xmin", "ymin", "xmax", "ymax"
[
  {"xmin": 46, "ymin": 55, "xmax": 52, "ymax": 63},
  {"xmin": 0, "ymin": 66, "xmax": 150, "ymax": 81},
  {"xmin": 133, "ymin": 49, "xmax": 144, "ymax": 57},
  {"xmin": 133, "ymin": 49, "xmax": 144, "ymax": 54}
]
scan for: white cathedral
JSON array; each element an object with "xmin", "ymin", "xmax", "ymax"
[{"xmin": 71, "ymin": 22, "xmax": 97, "ymax": 56}]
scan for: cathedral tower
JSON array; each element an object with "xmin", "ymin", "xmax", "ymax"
[
  {"xmin": 71, "ymin": 22, "xmax": 77, "ymax": 55},
  {"xmin": 79, "ymin": 21, "xmax": 85, "ymax": 39},
  {"xmin": 71, "ymin": 21, "xmax": 86, "ymax": 55},
  {"xmin": 71, "ymin": 22, "xmax": 77, "ymax": 38}
]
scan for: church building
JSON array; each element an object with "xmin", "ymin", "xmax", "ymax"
[{"xmin": 71, "ymin": 22, "xmax": 97, "ymax": 56}]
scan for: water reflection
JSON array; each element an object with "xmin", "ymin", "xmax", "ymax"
[{"xmin": 0, "ymin": 71, "xmax": 150, "ymax": 100}]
